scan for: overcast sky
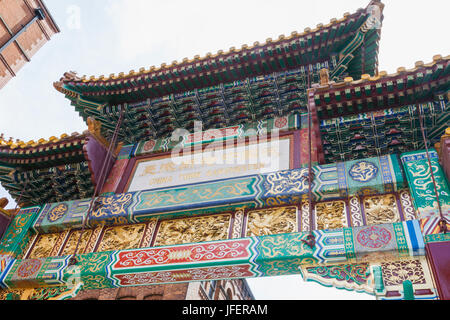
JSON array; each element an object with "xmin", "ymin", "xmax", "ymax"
[{"xmin": 0, "ymin": 0, "xmax": 448, "ymax": 300}]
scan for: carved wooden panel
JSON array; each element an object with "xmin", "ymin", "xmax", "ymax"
[
  {"xmin": 98, "ymin": 224, "xmax": 146, "ymax": 252},
  {"xmin": 363, "ymin": 194, "xmax": 400, "ymax": 225},
  {"xmin": 27, "ymin": 233, "xmax": 60, "ymax": 259},
  {"xmin": 315, "ymin": 201, "xmax": 346, "ymax": 230},
  {"xmin": 246, "ymin": 206, "xmax": 297, "ymax": 237},
  {"xmin": 154, "ymin": 214, "xmax": 231, "ymax": 246},
  {"xmin": 61, "ymin": 230, "xmax": 93, "ymax": 256}
]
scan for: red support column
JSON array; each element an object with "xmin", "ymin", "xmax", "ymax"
[{"xmin": 426, "ymin": 240, "xmax": 450, "ymax": 300}]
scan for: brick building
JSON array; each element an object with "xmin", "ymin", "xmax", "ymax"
[{"xmin": 0, "ymin": 0, "xmax": 59, "ymax": 89}]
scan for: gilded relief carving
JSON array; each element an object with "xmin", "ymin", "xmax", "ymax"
[
  {"xmin": 98, "ymin": 224, "xmax": 146, "ymax": 252},
  {"xmin": 0, "ymin": 289, "xmax": 26, "ymax": 300},
  {"xmin": 154, "ymin": 214, "xmax": 231, "ymax": 246},
  {"xmin": 61, "ymin": 230, "xmax": 93, "ymax": 256},
  {"xmin": 28, "ymin": 233, "xmax": 60, "ymax": 259},
  {"xmin": 17, "ymin": 234, "xmax": 38, "ymax": 260},
  {"xmin": 363, "ymin": 194, "xmax": 400, "ymax": 225},
  {"xmin": 315, "ymin": 201, "xmax": 346, "ymax": 230},
  {"xmin": 246, "ymin": 207, "xmax": 297, "ymax": 237}
]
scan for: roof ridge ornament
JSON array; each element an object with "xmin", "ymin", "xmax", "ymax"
[
  {"xmin": 320, "ymin": 68, "xmax": 330, "ymax": 86},
  {"xmin": 364, "ymin": 1, "xmax": 383, "ymax": 31}
]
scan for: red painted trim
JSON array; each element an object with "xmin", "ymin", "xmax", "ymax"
[{"xmin": 116, "ymin": 157, "xmax": 137, "ymax": 194}]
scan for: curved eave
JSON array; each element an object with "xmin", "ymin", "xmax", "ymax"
[
  {"xmin": 0, "ymin": 134, "xmax": 88, "ymax": 170},
  {"xmin": 347, "ymin": 27, "xmax": 381, "ymax": 79},
  {"xmin": 0, "ymin": 161, "xmax": 95, "ymax": 207},
  {"xmin": 313, "ymin": 55, "xmax": 450, "ymax": 119}
]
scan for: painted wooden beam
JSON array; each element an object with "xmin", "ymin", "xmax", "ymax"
[{"xmin": 0, "ymin": 220, "xmax": 424, "ymax": 290}]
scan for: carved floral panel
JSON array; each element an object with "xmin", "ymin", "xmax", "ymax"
[
  {"xmin": 246, "ymin": 206, "xmax": 297, "ymax": 237},
  {"xmin": 154, "ymin": 214, "xmax": 231, "ymax": 246},
  {"xmin": 381, "ymin": 259, "xmax": 426, "ymax": 286}
]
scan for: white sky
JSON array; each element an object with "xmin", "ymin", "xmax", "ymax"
[{"xmin": 0, "ymin": 0, "xmax": 448, "ymax": 300}]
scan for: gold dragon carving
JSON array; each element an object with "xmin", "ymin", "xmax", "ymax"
[
  {"xmin": 98, "ymin": 224, "xmax": 146, "ymax": 252},
  {"xmin": 363, "ymin": 194, "xmax": 400, "ymax": 225},
  {"xmin": 246, "ymin": 207, "xmax": 297, "ymax": 237},
  {"xmin": 61, "ymin": 230, "xmax": 93, "ymax": 256},
  {"xmin": 27, "ymin": 233, "xmax": 60, "ymax": 259},
  {"xmin": 315, "ymin": 201, "xmax": 346, "ymax": 230},
  {"xmin": 154, "ymin": 214, "xmax": 231, "ymax": 246}
]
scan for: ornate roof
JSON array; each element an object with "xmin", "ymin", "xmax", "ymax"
[
  {"xmin": 313, "ymin": 55, "xmax": 450, "ymax": 119},
  {"xmin": 0, "ymin": 132, "xmax": 87, "ymax": 169},
  {"xmin": 314, "ymin": 55, "xmax": 450, "ymax": 163},
  {"xmin": 59, "ymin": 67, "xmax": 322, "ymax": 143},
  {"xmin": 0, "ymin": 120, "xmax": 119, "ymax": 207},
  {"xmin": 55, "ymin": 1, "xmax": 384, "ymax": 106}
]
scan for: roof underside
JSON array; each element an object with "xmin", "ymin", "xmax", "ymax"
[
  {"xmin": 56, "ymin": 2, "xmax": 384, "ymax": 144},
  {"xmin": 320, "ymin": 96, "xmax": 450, "ymax": 163},
  {"xmin": 71, "ymin": 64, "xmax": 330, "ymax": 143}
]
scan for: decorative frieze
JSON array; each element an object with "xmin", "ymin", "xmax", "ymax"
[
  {"xmin": 315, "ymin": 201, "xmax": 346, "ymax": 230},
  {"xmin": 31, "ymin": 154, "xmax": 405, "ymax": 233},
  {"xmin": 154, "ymin": 214, "xmax": 231, "ymax": 247},
  {"xmin": 27, "ymin": 233, "xmax": 59, "ymax": 259},
  {"xmin": 363, "ymin": 194, "xmax": 400, "ymax": 225},
  {"xmin": 1, "ymin": 220, "xmax": 424, "ymax": 290},
  {"xmin": 60, "ymin": 230, "xmax": 93, "ymax": 256}
]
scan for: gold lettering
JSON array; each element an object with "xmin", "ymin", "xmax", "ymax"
[
  {"xmin": 180, "ymin": 172, "xmax": 201, "ymax": 181},
  {"xmin": 159, "ymin": 162, "xmax": 177, "ymax": 173},
  {"xmin": 140, "ymin": 165, "xmax": 157, "ymax": 176}
]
